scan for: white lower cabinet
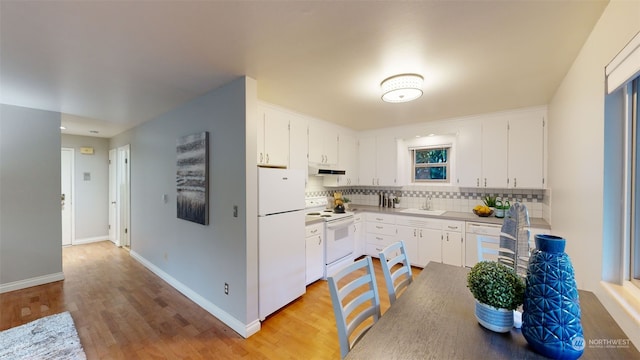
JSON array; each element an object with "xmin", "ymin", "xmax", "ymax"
[
  {"xmin": 305, "ymin": 223, "xmax": 324, "ymax": 285},
  {"xmin": 353, "ymin": 213, "xmax": 365, "ymax": 258},
  {"xmin": 395, "ymin": 226, "xmax": 425, "ymax": 267},
  {"xmin": 365, "ymin": 213, "xmax": 396, "ymax": 257},
  {"xmin": 368, "ymin": 215, "xmax": 464, "ymax": 268},
  {"xmin": 441, "ymin": 220, "xmax": 465, "ymax": 267},
  {"xmin": 396, "ymin": 216, "xmax": 441, "ymax": 267}
]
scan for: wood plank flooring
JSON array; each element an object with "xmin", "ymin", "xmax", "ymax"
[{"xmin": 0, "ymin": 241, "xmax": 420, "ymax": 359}]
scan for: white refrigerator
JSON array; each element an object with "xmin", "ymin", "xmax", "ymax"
[{"xmin": 258, "ymin": 167, "xmax": 306, "ymax": 320}]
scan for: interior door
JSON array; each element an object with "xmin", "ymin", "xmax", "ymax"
[
  {"xmin": 109, "ymin": 148, "xmax": 117, "ymax": 244},
  {"xmin": 61, "ymin": 148, "xmax": 74, "ymax": 246}
]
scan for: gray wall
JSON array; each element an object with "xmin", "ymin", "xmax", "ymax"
[
  {"xmin": 0, "ymin": 104, "xmax": 63, "ymax": 286},
  {"xmin": 61, "ymin": 134, "xmax": 109, "ymax": 241},
  {"xmin": 110, "ymin": 77, "xmax": 258, "ymax": 330}
]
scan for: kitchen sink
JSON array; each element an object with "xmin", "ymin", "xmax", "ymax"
[{"xmin": 399, "ymin": 208, "xmax": 446, "ymax": 216}]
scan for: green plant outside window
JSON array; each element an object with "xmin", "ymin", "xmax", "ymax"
[{"xmin": 412, "ymin": 147, "xmax": 450, "ymax": 183}]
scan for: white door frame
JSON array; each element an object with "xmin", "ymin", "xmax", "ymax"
[
  {"xmin": 61, "ymin": 147, "xmax": 75, "ymax": 246},
  {"xmin": 109, "ymin": 145, "xmax": 131, "ymax": 248}
]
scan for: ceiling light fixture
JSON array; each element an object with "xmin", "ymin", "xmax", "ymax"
[{"xmin": 380, "ymin": 73, "xmax": 423, "ymax": 103}]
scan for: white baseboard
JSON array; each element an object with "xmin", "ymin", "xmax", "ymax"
[
  {"xmin": 0, "ymin": 272, "xmax": 65, "ymax": 294},
  {"xmin": 129, "ymin": 250, "xmax": 260, "ymax": 338},
  {"xmin": 73, "ymin": 235, "xmax": 109, "ymax": 245}
]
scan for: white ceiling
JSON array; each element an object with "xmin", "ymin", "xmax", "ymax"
[{"xmin": 0, "ymin": 1, "xmax": 609, "ymax": 138}]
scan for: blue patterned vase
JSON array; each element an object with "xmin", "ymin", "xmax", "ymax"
[{"xmin": 522, "ymin": 234, "xmax": 584, "ymax": 360}]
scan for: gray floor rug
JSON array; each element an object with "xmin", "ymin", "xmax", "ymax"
[{"xmin": 0, "ymin": 311, "xmax": 86, "ymax": 360}]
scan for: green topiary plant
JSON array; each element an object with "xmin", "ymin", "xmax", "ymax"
[
  {"xmin": 467, "ymin": 261, "xmax": 525, "ymax": 310},
  {"xmin": 482, "ymin": 195, "xmax": 497, "ymax": 208}
]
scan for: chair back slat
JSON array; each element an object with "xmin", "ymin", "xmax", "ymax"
[
  {"xmin": 327, "ymin": 256, "xmax": 381, "ymax": 359},
  {"xmin": 379, "ymin": 241, "xmax": 414, "ymax": 305}
]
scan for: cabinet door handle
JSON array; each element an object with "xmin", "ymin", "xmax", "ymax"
[
  {"xmin": 376, "ymin": 237, "xmax": 383, "ymax": 241},
  {"xmin": 476, "ymin": 178, "xmax": 480, "ymax": 187},
  {"xmin": 376, "ymin": 225, "xmax": 383, "ymax": 229},
  {"xmin": 484, "ymin": 178, "xmax": 487, "ymax": 187},
  {"xmin": 375, "ymin": 218, "xmax": 383, "ymax": 221},
  {"xmin": 514, "ymin": 178, "xmax": 517, "ymax": 188},
  {"xmin": 318, "ymin": 237, "xmax": 322, "ymax": 245},
  {"xmin": 266, "ymin": 153, "xmax": 269, "ymax": 163},
  {"xmin": 413, "ymin": 229, "xmax": 417, "ymax": 237},
  {"xmin": 260, "ymin": 153, "xmax": 263, "ymax": 162},
  {"xmin": 420, "ymin": 230, "xmax": 423, "ymax": 238}
]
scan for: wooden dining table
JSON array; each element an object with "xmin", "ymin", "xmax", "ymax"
[{"xmin": 345, "ymin": 262, "xmax": 639, "ymax": 359}]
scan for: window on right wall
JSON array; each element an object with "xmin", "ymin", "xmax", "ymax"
[
  {"xmin": 629, "ymin": 77, "xmax": 639, "ymax": 287},
  {"xmin": 605, "ymin": 30, "xmax": 640, "ymax": 289},
  {"xmin": 411, "ymin": 146, "xmax": 450, "ymax": 183}
]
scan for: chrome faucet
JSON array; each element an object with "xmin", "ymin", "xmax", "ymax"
[{"xmin": 422, "ymin": 195, "xmax": 433, "ymax": 210}]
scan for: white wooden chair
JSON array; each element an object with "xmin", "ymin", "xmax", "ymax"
[
  {"xmin": 379, "ymin": 241, "xmax": 413, "ymax": 305},
  {"xmin": 476, "ymin": 234, "xmax": 516, "ymax": 270},
  {"xmin": 327, "ymin": 256, "xmax": 381, "ymax": 359}
]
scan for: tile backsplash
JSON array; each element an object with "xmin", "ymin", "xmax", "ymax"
[{"xmin": 306, "ymin": 176, "xmax": 550, "ymax": 222}]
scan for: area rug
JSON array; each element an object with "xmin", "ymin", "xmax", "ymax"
[{"xmin": 0, "ymin": 311, "xmax": 86, "ymax": 359}]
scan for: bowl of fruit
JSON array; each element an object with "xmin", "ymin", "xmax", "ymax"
[{"xmin": 473, "ymin": 205, "xmax": 494, "ymax": 217}]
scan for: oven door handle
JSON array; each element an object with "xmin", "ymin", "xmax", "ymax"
[{"xmin": 326, "ymin": 218, "xmax": 355, "ymax": 230}]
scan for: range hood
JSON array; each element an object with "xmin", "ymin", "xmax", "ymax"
[{"xmin": 308, "ymin": 166, "xmax": 346, "ymax": 176}]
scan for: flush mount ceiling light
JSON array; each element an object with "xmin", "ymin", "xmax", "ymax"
[{"xmin": 380, "ymin": 73, "xmax": 424, "ymax": 103}]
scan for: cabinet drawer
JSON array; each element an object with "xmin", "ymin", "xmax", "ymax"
[
  {"xmin": 366, "ymin": 222, "xmax": 396, "ymax": 236},
  {"xmin": 442, "ymin": 220, "xmax": 464, "ymax": 232},
  {"xmin": 354, "ymin": 213, "xmax": 364, "ymax": 222},
  {"xmin": 396, "ymin": 215, "xmax": 442, "ymax": 230},
  {"xmin": 366, "ymin": 213, "xmax": 395, "ymax": 224},
  {"xmin": 366, "ymin": 233, "xmax": 395, "ymax": 247},
  {"xmin": 305, "ymin": 223, "xmax": 324, "ymax": 237},
  {"xmin": 366, "ymin": 243, "xmax": 391, "ymax": 258}
]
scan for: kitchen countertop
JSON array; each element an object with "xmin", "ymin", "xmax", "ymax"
[{"xmin": 305, "ymin": 204, "xmax": 550, "ymax": 229}]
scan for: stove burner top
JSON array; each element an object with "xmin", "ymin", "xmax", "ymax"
[
  {"xmin": 321, "ymin": 214, "xmax": 332, "ymax": 218},
  {"xmin": 307, "ymin": 212, "xmax": 321, "ymax": 216}
]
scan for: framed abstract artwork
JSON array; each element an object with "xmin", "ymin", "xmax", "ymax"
[{"xmin": 176, "ymin": 131, "xmax": 209, "ymax": 225}]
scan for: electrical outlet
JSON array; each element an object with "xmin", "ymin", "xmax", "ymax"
[{"xmin": 224, "ymin": 282, "xmax": 229, "ymax": 295}]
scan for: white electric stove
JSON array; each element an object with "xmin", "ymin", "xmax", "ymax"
[{"xmin": 305, "ymin": 197, "xmax": 355, "ymax": 278}]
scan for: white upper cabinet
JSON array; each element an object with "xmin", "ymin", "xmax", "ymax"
[
  {"xmin": 456, "ymin": 122, "xmax": 483, "ymax": 187},
  {"xmin": 456, "ymin": 107, "xmax": 546, "ymax": 189},
  {"xmin": 257, "ymin": 104, "xmax": 290, "ymax": 167},
  {"xmin": 507, "ymin": 113, "xmax": 544, "ymax": 189},
  {"xmin": 358, "ymin": 137, "xmax": 377, "ymax": 186},
  {"xmin": 358, "ymin": 135, "xmax": 398, "ymax": 186},
  {"xmin": 308, "ymin": 121, "xmax": 339, "ymax": 166},
  {"xmin": 324, "ymin": 132, "xmax": 358, "ymax": 187},
  {"xmin": 482, "ymin": 118, "xmax": 509, "ymax": 188},
  {"xmin": 289, "ymin": 114, "xmax": 309, "ymax": 177}
]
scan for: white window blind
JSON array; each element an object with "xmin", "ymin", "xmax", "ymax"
[{"xmin": 606, "ymin": 31, "xmax": 640, "ymax": 94}]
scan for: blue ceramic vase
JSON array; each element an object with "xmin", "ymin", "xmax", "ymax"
[{"xmin": 522, "ymin": 234, "xmax": 584, "ymax": 360}]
